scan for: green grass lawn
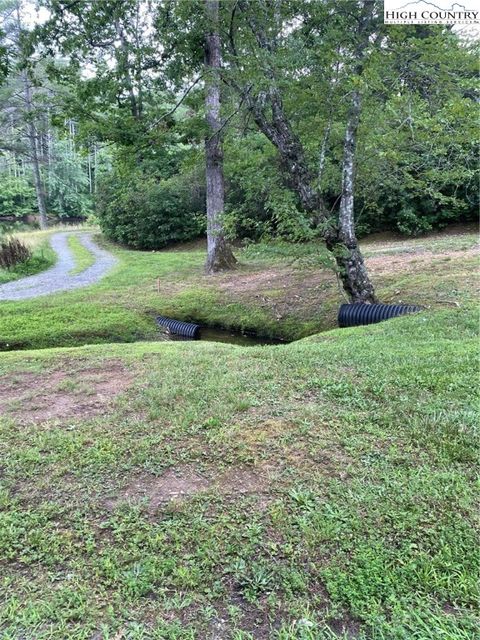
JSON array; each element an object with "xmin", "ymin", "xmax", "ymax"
[
  {"xmin": 0, "ymin": 225, "xmax": 478, "ymax": 638},
  {"xmin": 0, "ymin": 305, "xmax": 478, "ymax": 639},
  {"xmin": 67, "ymin": 234, "xmax": 96, "ymax": 275},
  {"xmin": 0, "ymin": 226, "xmax": 478, "ymax": 351}
]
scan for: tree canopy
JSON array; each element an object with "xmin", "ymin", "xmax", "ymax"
[{"xmin": 0, "ymin": 0, "xmax": 478, "ymax": 296}]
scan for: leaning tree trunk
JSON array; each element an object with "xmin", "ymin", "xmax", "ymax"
[
  {"xmin": 204, "ymin": 0, "xmax": 236, "ymax": 273},
  {"xmin": 235, "ymin": 0, "xmax": 376, "ymax": 302},
  {"xmin": 248, "ymin": 84, "xmax": 376, "ymax": 302},
  {"xmin": 329, "ymin": 89, "xmax": 377, "ymax": 303}
]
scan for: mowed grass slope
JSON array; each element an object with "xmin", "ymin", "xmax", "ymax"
[
  {"xmin": 0, "ymin": 225, "xmax": 478, "ymax": 350},
  {"xmin": 0, "ymin": 305, "xmax": 478, "ymax": 639}
]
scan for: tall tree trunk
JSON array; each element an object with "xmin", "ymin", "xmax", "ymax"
[
  {"xmin": 204, "ymin": 0, "xmax": 236, "ymax": 273},
  {"xmin": 235, "ymin": 0, "xmax": 377, "ymax": 302},
  {"xmin": 28, "ymin": 117, "xmax": 48, "ymax": 230},
  {"xmin": 328, "ymin": 1, "xmax": 378, "ymax": 303},
  {"xmin": 22, "ymin": 73, "xmax": 47, "ymax": 230},
  {"xmin": 328, "ymin": 90, "xmax": 377, "ymax": 302},
  {"xmin": 15, "ymin": 1, "xmax": 48, "ymax": 229}
]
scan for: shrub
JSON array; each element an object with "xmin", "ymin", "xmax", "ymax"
[
  {"xmin": 0, "ymin": 237, "xmax": 32, "ymax": 269},
  {"xmin": 224, "ymin": 133, "xmax": 317, "ymax": 243},
  {"xmin": 96, "ymin": 170, "xmax": 205, "ymax": 250}
]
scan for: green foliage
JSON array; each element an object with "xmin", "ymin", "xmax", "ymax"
[
  {"xmin": 0, "ymin": 37, "xmax": 8, "ymax": 83},
  {"xmin": 357, "ymin": 88, "xmax": 479, "ymax": 236},
  {"xmin": 224, "ymin": 132, "xmax": 316, "ymax": 243},
  {"xmin": 0, "ymin": 176, "xmax": 36, "ymax": 217},
  {"xmin": 96, "ymin": 168, "xmax": 205, "ymax": 250},
  {"xmin": 45, "ymin": 140, "xmax": 93, "ymax": 219},
  {"xmin": 396, "ymin": 206, "xmax": 436, "ymax": 236},
  {"xmin": 29, "ymin": 0, "xmax": 478, "ymax": 248}
]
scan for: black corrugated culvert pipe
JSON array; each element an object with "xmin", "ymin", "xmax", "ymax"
[
  {"xmin": 338, "ymin": 303, "xmax": 421, "ymax": 328},
  {"xmin": 156, "ymin": 316, "xmax": 200, "ymax": 338}
]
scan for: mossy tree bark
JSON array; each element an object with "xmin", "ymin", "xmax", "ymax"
[
  {"xmin": 234, "ymin": 0, "xmax": 377, "ymax": 302},
  {"xmin": 330, "ymin": 89, "xmax": 377, "ymax": 303}
]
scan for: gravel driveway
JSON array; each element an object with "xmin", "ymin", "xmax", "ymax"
[{"xmin": 0, "ymin": 232, "xmax": 117, "ymax": 301}]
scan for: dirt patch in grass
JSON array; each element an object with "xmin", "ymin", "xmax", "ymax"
[
  {"xmin": 367, "ymin": 246, "xmax": 479, "ymax": 275},
  {"xmin": 107, "ymin": 464, "xmax": 272, "ymax": 513},
  {"xmin": 216, "ymin": 265, "xmax": 335, "ymax": 321},
  {"xmin": 0, "ymin": 359, "xmax": 132, "ymax": 423},
  {"xmin": 216, "ymin": 466, "xmax": 271, "ymax": 494},
  {"xmin": 328, "ymin": 616, "xmax": 362, "ymax": 639},
  {"xmin": 107, "ymin": 467, "xmax": 211, "ymax": 512},
  {"xmin": 216, "ymin": 267, "xmax": 297, "ymax": 294},
  {"xmin": 211, "ymin": 239, "xmax": 478, "ymax": 323},
  {"xmin": 207, "ymin": 595, "xmax": 275, "ymax": 640}
]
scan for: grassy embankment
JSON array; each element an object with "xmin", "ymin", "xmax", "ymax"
[
  {"xmin": 0, "ymin": 225, "xmax": 478, "ymax": 350},
  {"xmin": 0, "ymin": 305, "xmax": 478, "ymax": 638},
  {"xmin": 0, "ymin": 225, "xmax": 478, "ymax": 638}
]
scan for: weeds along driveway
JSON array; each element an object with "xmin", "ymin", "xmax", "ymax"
[{"xmin": 0, "ymin": 232, "xmax": 117, "ymax": 301}]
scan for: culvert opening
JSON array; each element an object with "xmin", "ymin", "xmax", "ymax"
[{"xmin": 155, "ymin": 316, "xmax": 285, "ymax": 346}]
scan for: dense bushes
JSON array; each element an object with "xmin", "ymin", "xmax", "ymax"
[
  {"xmin": 223, "ymin": 133, "xmax": 318, "ymax": 243},
  {"xmin": 354, "ymin": 93, "xmax": 479, "ymax": 237},
  {"xmin": 0, "ymin": 177, "xmax": 36, "ymax": 218},
  {"xmin": 96, "ymin": 169, "xmax": 205, "ymax": 250}
]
